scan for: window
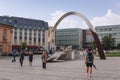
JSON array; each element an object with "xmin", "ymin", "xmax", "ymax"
[
  {"xmin": 104, "ymin": 28, "xmax": 107, "ymax": 31},
  {"xmin": 0, "ymin": 45, "xmax": 2, "ymax": 52},
  {"xmin": 14, "ymin": 24, "xmax": 17, "ymax": 27},
  {"xmin": 20, "ymin": 25, "xmax": 22, "ymax": 28},
  {"xmin": 42, "ymin": 38, "xmax": 45, "ymax": 45},
  {"xmin": 9, "ymin": 19, "xmax": 12, "ymax": 22},
  {"xmin": 14, "ymin": 19, "xmax": 17, "ymax": 24},
  {"xmin": 14, "ymin": 36, "xmax": 17, "ymax": 39},
  {"xmin": 24, "ymin": 37, "xmax": 27, "ymax": 40},
  {"xmin": 3, "ymin": 29, "xmax": 7, "ymax": 41},
  {"xmin": 14, "ymin": 28, "xmax": 17, "ymax": 32},
  {"xmin": 24, "ymin": 29, "xmax": 27, "ymax": 35},
  {"xmin": 34, "ymin": 42, "xmax": 36, "ymax": 45},
  {"xmin": 14, "ymin": 28, "xmax": 17, "ymax": 35},
  {"xmin": 24, "ymin": 25, "xmax": 27, "ymax": 28},
  {"xmin": 42, "ymin": 30, "xmax": 45, "ymax": 38},
  {"xmin": 34, "ymin": 38, "xmax": 36, "ymax": 42},
  {"xmin": 114, "ymin": 33, "xmax": 116, "ymax": 36},
  {"xmin": 29, "ymin": 41, "xmax": 31, "ymax": 45},
  {"xmin": 100, "ymin": 29, "xmax": 103, "ymax": 31},
  {"xmin": 19, "ymin": 36, "xmax": 22, "ymax": 39},
  {"xmin": 3, "ymin": 18, "xmax": 6, "ymax": 22},
  {"xmin": 38, "ymin": 38, "xmax": 40, "ymax": 42},
  {"xmin": 29, "ymin": 30, "xmax": 32, "ymax": 36},
  {"xmin": 38, "ymin": 42, "xmax": 40, "ymax": 46},
  {"xmin": 109, "ymin": 28, "xmax": 112, "ymax": 31},
  {"xmin": 29, "ymin": 37, "xmax": 32, "ymax": 40},
  {"xmin": 38, "ymin": 30, "xmax": 41, "ymax": 38},
  {"xmin": 14, "ymin": 39, "xmax": 17, "ymax": 45}
]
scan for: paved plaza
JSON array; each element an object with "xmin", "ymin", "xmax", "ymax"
[{"xmin": 0, "ymin": 55, "xmax": 120, "ymax": 80}]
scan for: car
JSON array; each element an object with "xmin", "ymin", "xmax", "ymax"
[{"xmin": 33, "ymin": 48, "xmax": 45, "ymax": 54}]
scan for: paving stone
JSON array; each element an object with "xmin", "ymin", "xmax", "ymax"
[{"xmin": 0, "ymin": 55, "xmax": 120, "ymax": 80}]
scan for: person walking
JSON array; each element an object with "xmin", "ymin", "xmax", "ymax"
[
  {"xmin": 41, "ymin": 51, "xmax": 48, "ymax": 69},
  {"xmin": 85, "ymin": 48, "xmax": 94, "ymax": 78},
  {"xmin": 12, "ymin": 49, "xmax": 17, "ymax": 62},
  {"xmin": 28, "ymin": 50, "xmax": 33, "ymax": 67},
  {"xmin": 19, "ymin": 50, "xmax": 24, "ymax": 67}
]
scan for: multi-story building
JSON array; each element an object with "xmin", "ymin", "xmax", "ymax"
[
  {"xmin": 95, "ymin": 25, "xmax": 120, "ymax": 45},
  {"xmin": 0, "ymin": 16, "xmax": 49, "ymax": 50},
  {"xmin": 55, "ymin": 28, "xmax": 83, "ymax": 49}
]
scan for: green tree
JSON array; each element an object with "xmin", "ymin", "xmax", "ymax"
[
  {"xmin": 117, "ymin": 43, "xmax": 120, "ymax": 49},
  {"xmin": 91, "ymin": 41, "xmax": 96, "ymax": 49},
  {"xmin": 21, "ymin": 42, "xmax": 27, "ymax": 50},
  {"xmin": 101, "ymin": 34, "xmax": 116, "ymax": 50}
]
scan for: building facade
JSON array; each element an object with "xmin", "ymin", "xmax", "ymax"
[
  {"xmin": 0, "ymin": 23, "xmax": 13, "ymax": 55},
  {"xmin": 55, "ymin": 28, "xmax": 83, "ymax": 49},
  {"xmin": 82, "ymin": 29, "xmax": 94, "ymax": 48},
  {"xmin": 95, "ymin": 25, "xmax": 120, "ymax": 45},
  {"xmin": 0, "ymin": 16, "xmax": 49, "ymax": 50}
]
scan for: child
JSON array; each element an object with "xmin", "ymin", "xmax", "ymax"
[{"xmin": 41, "ymin": 51, "xmax": 47, "ymax": 69}]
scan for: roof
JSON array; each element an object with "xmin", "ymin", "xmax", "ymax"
[{"xmin": 0, "ymin": 23, "xmax": 14, "ymax": 28}]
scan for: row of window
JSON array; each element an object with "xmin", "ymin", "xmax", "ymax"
[
  {"xmin": 96, "ymin": 28, "xmax": 120, "ymax": 32},
  {"xmin": 99, "ymin": 28, "xmax": 112, "ymax": 31},
  {"xmin": 14, "ymin": 38, "xmax": 45, "ymax": 45},
  {"xmin": 56, "ymin": 40, "xmax": 78, "ymax": 44},
  {"xmin": 97, "ymin": 33, "xmax": 120, "ymax": 37},
  {"xmin": 56, "ymin": 36, "xmax": 78, "ymax": 40},
  {"xmin": 56, "ymin": 32, "xmax": 78, "ymax": 35},
  {"xmin": 14, "ymin": 36, "xmax": 44, "ymax": 41},
  {"xmin": 14, "ymin": 28, "xmax": 45, "ymax": 33},
  {"xmin": 14, "ymin": 29, "xmax": 45, "ymax": 37}
]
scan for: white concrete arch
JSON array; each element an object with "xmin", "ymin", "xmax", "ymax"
[
  {"xmin": 53, "ymin": 12, "xmax": 95, "ymax": 32},
  {"xmin": 48, "ymin": 11, "xmax": 106, "ymax": 59}
]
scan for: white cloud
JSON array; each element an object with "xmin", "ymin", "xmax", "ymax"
[
  {"xmin": 47, "ymin": 10, "xmax": 84, "ymax": 29},
  {"xmin": 47, "ymin": 9, "xmax": 120, "ymax": 29},
  {"xmin": 91, "ymin": 9, "xmax": 120, "ymax": 26},
  {"xmin": 47, "ymin": 10, "xmax": 65, "ymax": 27}
]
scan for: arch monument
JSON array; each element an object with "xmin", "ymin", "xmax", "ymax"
[{"xmin": 47, "ymin": 11, "xmax": 106, "ymax": 59}]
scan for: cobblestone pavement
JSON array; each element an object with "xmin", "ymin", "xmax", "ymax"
[{"xmin": 0, "ymin": 55, "xmax": 120, "ymax": 80}]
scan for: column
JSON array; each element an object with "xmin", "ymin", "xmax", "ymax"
[
  {"xmin": 36, "ymin": 30, "xmax": 38, "ymax": 46},
  {"xmin": 17, "ymin": 28, "xmax": 20, "ymax": 45},
  {"xmin": 12, "ymin": 29, "xmax": 15, "ymax": 45},
  {"xmin": 32, "ymin": 30, "xmax": 34, "ymax": 45},
  {"xmin": 22, "ymin": 29, "xmax": 24, "ymax": 43},
  {"xmin": 40, "ymin": 31, "xmax": 43, "ymax": 46},
  {"xmin": 27, "ymin": 29, "xmax": 29, "ymax": 45}
]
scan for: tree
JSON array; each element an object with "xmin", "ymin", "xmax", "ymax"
[
  {"xmin": 21, "ymin": 42, "xmax": 27, "ymax": 50},
  {"xmin": 91, "ymin": 41, "xmax": 96, "ymax": 49},
  {"xmin": 101, "ymin": 34, "xmax": 116, "ymax": 50},
  {"xmin": 117, "ymin": 43, "xmax": 120, "ymax": 49}
]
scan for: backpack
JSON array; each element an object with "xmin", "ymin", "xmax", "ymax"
[{"xmin": 86, "ymin": 52, "xmax": 94, "ymax": 63}]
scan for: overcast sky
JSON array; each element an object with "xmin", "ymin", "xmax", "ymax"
[{"xmin": 0, "ymin": 0, "xmax": 120, "ymax": 29}]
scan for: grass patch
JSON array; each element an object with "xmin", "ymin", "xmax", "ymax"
[
  {"xmin": 105, "ymin": 52, "xmax": 120, "ymax": 57},
  {"xmin": 95, "ymin": 52, "xmax": 120, "ymax": 57}
]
